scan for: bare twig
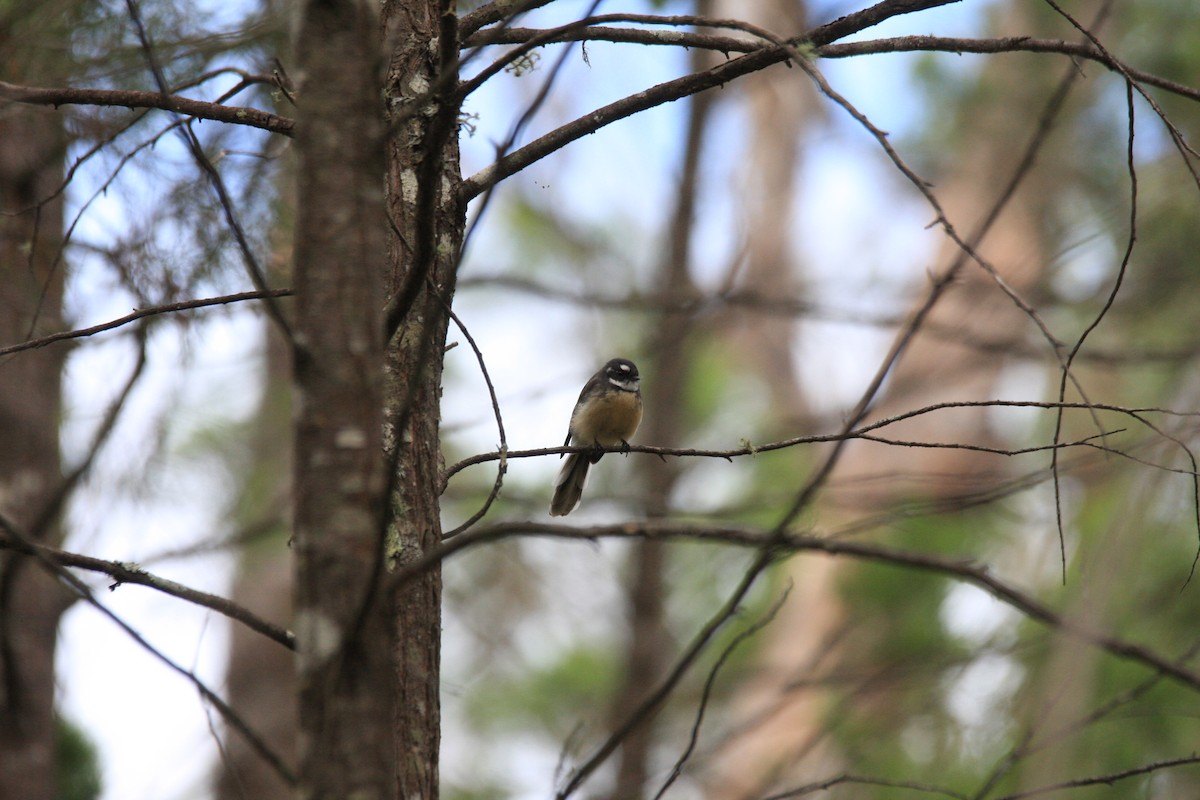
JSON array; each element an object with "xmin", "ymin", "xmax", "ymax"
[
  {"xmin": 29, "ymin": 325, "xmax": 149, "ymax": 537},
  {"xmin": 0, "ymin": 513, "xmax": 296, "ymax": 784},
  {"xmin": 392, "ymin": 519, "xmax": 1200, "ymax": 694},
  {"xmin": 0, "ymin": 80, "xmax": 293, "ymax": 136},
  {"xmin": 994, "ymin": 755, "xmax": 1200, "ymax": 800},
  {"xmin": 123, "ymin": 0, "xmax": 293, "ymax": 341},
  {"xmin": 463, "ymin": 22, "xmax": 1200, "ymax": 105},
  {"xmin": 0, "ymin": 532, "xmax": 294, "ymax": 650},
  {"xmin": 441, "ymin": 301, "xmax": 508, "ymax": 539},
  {"xmin": 1043, "ymin": 0, "xmax": 1200, "ymax": 179},
  {"xmin": 0, "ymin": 289, "xmax": 292, "ymax": 358},
  {"xmin": 652, "ymin": 585, "xmax": 793, "ymax": 799},
  {"xmin": 442, "ymin": 398, "xmax": 1199, "ymax": 486}
]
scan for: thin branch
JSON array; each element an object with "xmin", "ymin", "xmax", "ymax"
[
  {"xmin": 0, "ymin": 513, "xmax": 296, "ymax": 784},
  {"xmin": 458, "ymin": 0, "xmax": 559, "ymax": 38},
  {"xmin": 123, "ymin": 0, "xmax": 293, "ymax": 341},
  {"xmin": 4, "ymin": 73, "xmax": 273, "ymax": 224},
  {"xmin": 462, "ymin": 14, "xmax": 766, "ymax": 52},
  {"xmin": 395, "ymin": 519, "xmax": 1200, "ymax": 694},
  {"xmin": 0, "ymin": 79, "xmax": 293, "ymax": 136},
  {"xmin": 463, "ymin": 22, "xmax": 1200, "ymax": 105},
  {"xmin": 823, "ymin": 36, "xmax": 1200, "ymax": 103},
  {"xmin": 29, "ymin": 325, "xmax": 149, "ymax": 538},
  {"xmin": 652, "ymin": 585, "xmax": 793, "ymax": 800},
  {"xmin": 994, "ymin": 755, "xmax": 1200, "ymax": 800},
  {"xmin": 1052, "ymin": 47, "xmax": 1138, "ymax": 583},
  {"xmin": 13, "ymin": 70, "xmax": 269, "ymax": 280},
  {"xmin": 441, "ymin": 301, "xmax": 508, "ymax": 539},
  {"xmin": 1042, "ymin": 0, "xmax": 1200, "ymax": 179},
  {"xmin": 0, "ymin": 289, "xmax": 292, "ymax": 358},
  {"xmin": 0, "ymin": 532, "xmax": 294, "ymax": 650},
  {"xmin": 441, "ymin": 399, "xmax": 1198, "ymax": 488},
  {"xmin": 809, "ymin": 0, "xmax": 962, "ymax": 45}
]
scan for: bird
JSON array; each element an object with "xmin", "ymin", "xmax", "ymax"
[{"xmin": 549, "ymin": 357, "xmax": 643, "ymax": 516}]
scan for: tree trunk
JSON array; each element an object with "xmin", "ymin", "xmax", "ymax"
[
  {"xmin": 214, "ymin": 86, "xmax": 297, "ymax": 800},
  {"xmin": 285, "ymin": 0, "xmax": 461, "ymax": 795},
  {"xmin": 608, "ymin": 13, "xmax": 719, "ymax": 792},
  {"xmin": 380, "ymin": 1, "xmax": 461, "ymax": 796},
  {"xmin": 703, "ymin": 1, "xmax": 826, "ymax": 796},
  {"xmin": 213, "ymin": 319, "xmax": 294, "ymax": 800},
  {"xmin": 292, "ymin": 0, "xmax": 393, "ymax": 797},
  {"xmin": 710, "ymin": 4, "xmax": 1070, "ymax": 796},
  {"xmin": 712, "ymin": 0, "xmax": 812, "ymax": 415},
  {"xmin": 0, "ymin": 4, "xmax": 71, "ymax": 797}
]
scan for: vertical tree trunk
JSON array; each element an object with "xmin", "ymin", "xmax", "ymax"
[
  {"xmin": 714, "ymin": 0, "xmax": 812, "ymax": 412},
  {"xmin": 0, "ymin": 4, "xmax": 71, "ymax": 797},
  {"xmin": 214, "ymin": 318, "xmax": 294, "ymax": 800},
  {"xmin": 215, "ymin": 82, "xmax": 298, "ymax": 800},
  {"xmin": 380, "ymin": 1, "xmax": 461, "ymax": 796},
  {"xmin": 608, "ymin": 15, "xmax": 719, "ymax": 792},
  {"xmin": 290, "ymin": 0, "xmax": 458, "ymax": 795},
  {"xmin": 292, "ymin": 0, "xmax": 393, "ymax": 797},
  {"xmin": 704, "ymin": 1, "xmax": 825, "ymax": 796},
  {"xmin": 711, "ymin": 4, "xmax": 1070, "ymax": 796}
]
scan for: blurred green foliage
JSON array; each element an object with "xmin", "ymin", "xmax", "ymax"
[{"xmin": 56, "ymin": 717, "xmax": 101, "ymax": 800}]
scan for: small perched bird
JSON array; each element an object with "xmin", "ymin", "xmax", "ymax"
[{"xmin": 549, "ymin": 358, "xmax": 643, "ymax": 516}]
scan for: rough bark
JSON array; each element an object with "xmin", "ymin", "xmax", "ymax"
[
  {"xmin": 0, "ymin": 3, "xmax": 72, "ymax": 797},
  {"xmin": 292, "ymin": 0, "xmax": 393, "ymax": 797},
  {"xmin": 380, "ymin": 1, "xmax": 461, "ymax": 797}
]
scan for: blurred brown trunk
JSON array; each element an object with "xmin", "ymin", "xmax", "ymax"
[
  {"xmin": 607, "ymin": 7, "xmax": 718, "ymax": 795},
  {"xmin": 213, "ymin": 320, "xmax": 294, "ymax": 799},
  {"xmin": 213, "ymin": 24, "xmax": 298, "ymax": 789},
  {"xmin": 709, "ymin": 4, "xmax": 1070, "ymax": 797},
  {"xmin": 713, "ymin": 0, "xmax": 812, "ymax": 414},
  {"xmin": 704, "ymin": 1, "xmax": 826, "ymax": 796},
  {"xmin": 292, "ymin": 0, "xmax": 394, "ymax": 796},
  {"xmin": 0, "ymin": 5, "xmax": 72, "ymax": 797}
]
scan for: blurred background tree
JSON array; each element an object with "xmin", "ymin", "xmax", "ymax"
[
  {"xmin": 0, "ymin": 1, "xmax": 73, "ymax": 797},
  {"xmin": 2, "ymin": 1, "xmax": 1200, "ymax": 799}
]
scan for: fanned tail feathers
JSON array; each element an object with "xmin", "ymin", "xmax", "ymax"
[{"xmin": 549, "ymin": 453, "xmax": 590, "ymax": 516}]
